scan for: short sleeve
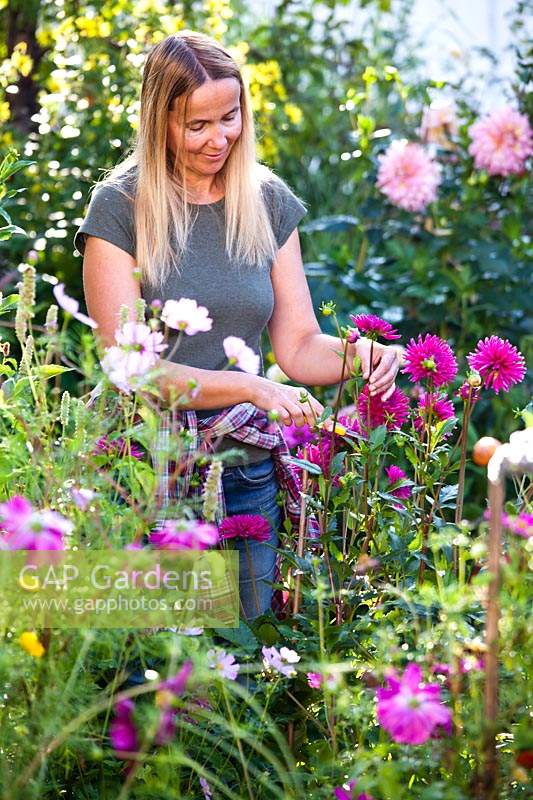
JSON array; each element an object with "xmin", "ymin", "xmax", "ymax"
[
  {"xmin": 73, "ymin": 182, "xmax": 136, "ymax": 258},
  {"xmin": 263, "ymin": 176, "xmax": 307, "ymax": 249}
]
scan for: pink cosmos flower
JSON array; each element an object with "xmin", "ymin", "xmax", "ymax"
[
  {"xmin": 262, "ymin": 645, "xmax": 300, "ymax": 677},
  {"xmin": 468, "ymin": 107, "xmax": 533, "ymax": 176},
  {"xmin": 403, "ymin": 334, "xmax": 458, "ymax": 388},
  {"xmin": 334, "ymin": 780, "xmax": 373, "ymax": 800},
  {"xmin": 358, "ymin": 385, "xmax": 410, "ymax": 431},
  {"xmin": 70, "ymin": 487, "xmax": 96, "ymax": 510},
  {"xmin": 376, "ymin": 140, "xmax": 441, "ymax": 212},
  {"xmin": 282, "ymin": 421, "xmax": 318, "ymax": 449},
  {"xmin": 502, "ymin": 512, "xmax": 533, "ymax": 539},
  {"xmin": 420, "ymin": 100, "xmax": 458, "ymax": 146},
  {"xmin": 53, "ymin": 282, "xmax": 98, "ymax": 329},
  {"xmin": 414, "ymin": 391, "xmax": 456, "ymax": 434},
  {"xmin": 219, "ymin": 514, "xmax": 271, "ymax": 543},
  {"xmin": 349, "ymin": 313, "xmax": 401, "ymax": 341},
  {"xmin": 376, "ymin": 663, "xmax": 452, "ymax": 745},
  {"xmin": 101, "ymin": 321, "xmax": 166, "ymax": 393},
  {"xmin": 155, "ymin": 706, "xmax": 178, "ymax": 745},
  {"xmin": 385, "ymin": 465, "xmax": 412, "ymax": 501},
  {"xmin": 223, "ymin": 336, "xmax": 260, "ymax": 374},
  {"xmin": 93, "ymin": 435, "xmax": 144, "ymax": 460},
  {"xmin": 149, "ymin": 520, "xmax": 219, "ymax": 550},
  {"xmin": 0, "ymin": 495, "xmax": 72, "ymax": 550},
  {"xmin": 307, "ymin": 672, "xmax": 323, "ymax": 689},
  {"xmin": 207, "ymin": 648, "xmax": 240, "ymax": 680},
  {"xmin": 110, "ymin": 698, "xmax": 138, "ymax": 755},
  {"xmin": 466, "ymin": 336, "xmax": 526, "ymax": 394},
  {"xmin": 160, "ymin": 660, "xmax": 194, "ymax": 694},
  {"xmin": 161, "ymin": 298, "xmax": 213, "ymax": 335}
]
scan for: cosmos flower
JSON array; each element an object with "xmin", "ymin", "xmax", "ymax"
[
  {"xmin": 110, "ymin": 698, "xmax": 138, "ymax": 755},
  {"xmin": 262, "ymin": 645, "xmax": 300, "ymax": 678},
  {"xmin": 402, "ymin": 334, "xmax": 458, "ymax": 388},
  {"xmin": 159, "ymin": 660, "xmax": 194, "ymax": 694},
  {"xmin": 149, "ymin": 520, "xmax": 219, "ymax": 550},
  {"xmin": 161, "ymin": 298, "xmax": 213, "ymax": 335},
  {"xmin": 53, "ymin": 282, "xmax": 98, "ymax": 329},
  {"xmin": 207, "ymin": 648, "xmax": 240, "ymax": 680},
  {"xmin": 0, "ymin": 495, "xmax": 71, "ymax": 550},
  {"xmin": 307, "ymin": 672, "xmax": 323, "ymax": 689},
  {"xmin": 223, "ymin": 336, "xmax": 260, "ymax": 374},
  {"xmin": 502, "ymin": 512, "xmax": 533, "ymax": 539},
  {"xmin": 219, "ymin": 514, "xmax": 271, "ymax": 543},
  {"xmin": 376, "ymin": 663, "xmax": 452, "ymax": 745},
  {"xmin": 349, "ymin": 314, "xmax": 401, "ymax": 341},
  {"xmin": 101, "ymin": 321, "xmax": 166, "ymax": 393},
  {"xmin": 358, "ymin": 385, "xmax": 410, "ymax": 431},
  {"xmin": 466, "ymin": 336, "xmax": 526, "ymax": 394},
  {"xmin": 468, "ymin": 107, "xmax": 533, "ymax": 176},
  {"xmin": 376, "ymin": 140, "xmax": 441, "ymax": 212},
  {"xmin": 93, "ymin": 435, "xmax": 144, "ymax": 460},
  {"xmin": 70, "ymin": 487, "xmax": 96, "ymax": 510}
]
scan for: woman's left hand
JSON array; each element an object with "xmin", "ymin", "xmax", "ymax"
[{"xmin": 349, "ymin": 338, "xmax": 403, "ymax": 401}]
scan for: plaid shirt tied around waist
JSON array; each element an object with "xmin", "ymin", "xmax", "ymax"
[{"xmin": 151, "ymin": 402, "xmax": 320, "ymax": 541}]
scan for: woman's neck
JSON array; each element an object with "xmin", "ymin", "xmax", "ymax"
[{"xmin": 184, "ymin": 173, "xmax": 225, "ymax": 204}]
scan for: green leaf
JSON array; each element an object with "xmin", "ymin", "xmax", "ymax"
[{"xmin": 36, "ymin": 365, "xmax": 74, "ymax": 378}]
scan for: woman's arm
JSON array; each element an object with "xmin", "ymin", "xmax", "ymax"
[
  {"xmin": 268, "ymin": 228, "xmax": 402, "ymax": 399},
  {"xmin": 82, "ymin": 236, "xmax": 324, "ymax": 424}
]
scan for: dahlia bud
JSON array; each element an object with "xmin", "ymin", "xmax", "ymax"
[
  {"xmin": 346, "ymin": 327, "xmax": 361, "ymax": 344},
  {"xmin": 467, "ymin": 371, "xmax": 482, "ymax": 388}
]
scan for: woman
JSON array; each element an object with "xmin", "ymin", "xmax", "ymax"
[{"xmin": 75, "ymin": 30, "xmax": 401, "ymax": 621}]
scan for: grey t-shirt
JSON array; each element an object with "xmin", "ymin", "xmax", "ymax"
[{"xmin": 74, "ymin": 167, "xmax": 307, "ymax": 464}]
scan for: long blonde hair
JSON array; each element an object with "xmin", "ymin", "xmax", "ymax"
[{"xmin": 93, "ymin": 30, "xmax": 283, "ymax": 291}]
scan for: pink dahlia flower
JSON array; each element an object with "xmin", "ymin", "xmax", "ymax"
[
  {"xmin": 385, "ymin": 465, "xmax": 412, "ymax": 501},
  {"xmin": 468, "ymin": 107, "xmax": 533, "ymax": 176},
  {"xmin": 223, "ymin": 336, "xmax": 260, "ymax": 374},
  {"xmin": 0, "ymin": 495, "xmax": 71, "ymax": 550},
  {"xmin": 149, "ymin": 520, "xmax": 219, "ymax": 550},
  {"xmin": 349, "ymin": 313, "xmax": 401, "ymax": 341},
  {"xmin": 376, "ymin": 663, "xmax": 452, "ymax": 745},
  {"xmin": 110, "ymin": 698, "xmax": 138, "ymax": 755},
  {"xmin": 282, "ymin": 421, "xmax": 318, "ymax": 449},
  {"xmin": 376, "ymin": 140, "xmax": 441, "ymax": 212},
  {"xmin": 466, "ymin": 336, "xmax": 526, "ymax": 394},
  {"xmin": 403, "ymin": 334, "xmax": 458, "ymax": 388},
  {"xmin": 358, "ymin": 385, "xmax": 410, "ymax": 431},
  {"xmin": 161, "ymin": 297, "xmax": 213, "ymax": 335},
  {"xmin": 502, "ymin": 512, "xmax": 533, "ymax": 539},
  {"xmin": 334, "ymin": 780, "xmax": 373, "ymax": 800},
  {"xmin": 219, "ymin": 514, "xmax": 271, "ymax": 543},
  {"xmin": 414, "ymin": 391, "xmax": 456, "ymax": 433}
]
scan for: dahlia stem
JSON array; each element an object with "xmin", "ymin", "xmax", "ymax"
[
  {"xmin": 243, "ymin": 539, "xmax": 260, "ymax": 618},
  {"xmin": 454, "ymin": 393, "xmax": 473, "ymax": 574},
  {"xmin": 292, "ymin": 447, "xmax": 309, "ymax": 618}
]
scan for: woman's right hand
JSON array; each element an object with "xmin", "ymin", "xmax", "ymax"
[{"xmin": 247, "ymin": 375, "xmax": 324, "ymax": 428}]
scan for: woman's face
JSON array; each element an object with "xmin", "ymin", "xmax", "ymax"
[{"xmin": 168, "ymin": 77, "xmax": 242, "ymax": 181}]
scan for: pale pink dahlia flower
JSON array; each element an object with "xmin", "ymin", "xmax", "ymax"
[
  {"xmin": 466, "ymin": 336, "xmax": 526, "ymax": 394},
  {"xmin": 377, "ymin": 140, "xmax": 441, "ymax": 212},
  {"xmin": 468, "ymin": 107, "xmax": 533, "ymax": 176},
  {"xmin": 376, "ymin": 663, "xmax": 452, "ymax": 745}
]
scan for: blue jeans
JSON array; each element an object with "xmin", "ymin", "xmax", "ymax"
[{"xmin": 221, "ymin": 455, "xmax": 281, "ymax": 621}]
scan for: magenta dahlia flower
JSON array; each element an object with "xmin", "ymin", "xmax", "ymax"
[
  {"xmin": 349, "ymin": 313, "xmax": 401, "ymax": 341},
  {"xmin": 282, "ymin": 421, "xmax": 318, "ymax": 449},
  {"xmin": 219, "ymin": 514, "xmax": 271, "ymax": 543},
  {"xmin": 149, "ymin": 520, "xmax": 219, "ymax": 550},
  {"xmin": 468, "ymin": 107, "xmax": 533, "ymax": 176},
  {"xmin": 376, "ymin": 663, "xmax": 452, "ymax": 745},
  {"xmin": 376, "ymin": 140, "xmax": 441, "ymax": 212},
  {"xmin": 0, "ymin": 495, "xmax": 71, "ymax": 550},
  {"xmin": 358, "ymin": 385, "xmax": 410, "ymax": 431},
  {"xmin": 414, "ymin": 391, "xmax": 456, "ymax": 434},
  {"xmin": 502, "ymin": 512, "xmax": 533, "ymax": 539},
  {"xmin": 110, "ymin": 698, "xmax": 138, "ymax": 755},
  {"xmin": 467, "ymin": 336, "xmax": 526, "ymax": 394},
  {"xmin": 93, "ymin": 435, "xmax": 144, "ymax": 460},
  {"xmin": 402, "ymin": 334, "xmax": 458, "ymax": 388},
  {"xmin": 385, "ymin": 465, "xmax": 412, "ymax": 501}
]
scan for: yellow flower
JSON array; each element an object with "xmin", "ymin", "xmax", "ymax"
[{"xmin": 19, "ymin": 631, "xmax": 45, "ymax": 658}]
